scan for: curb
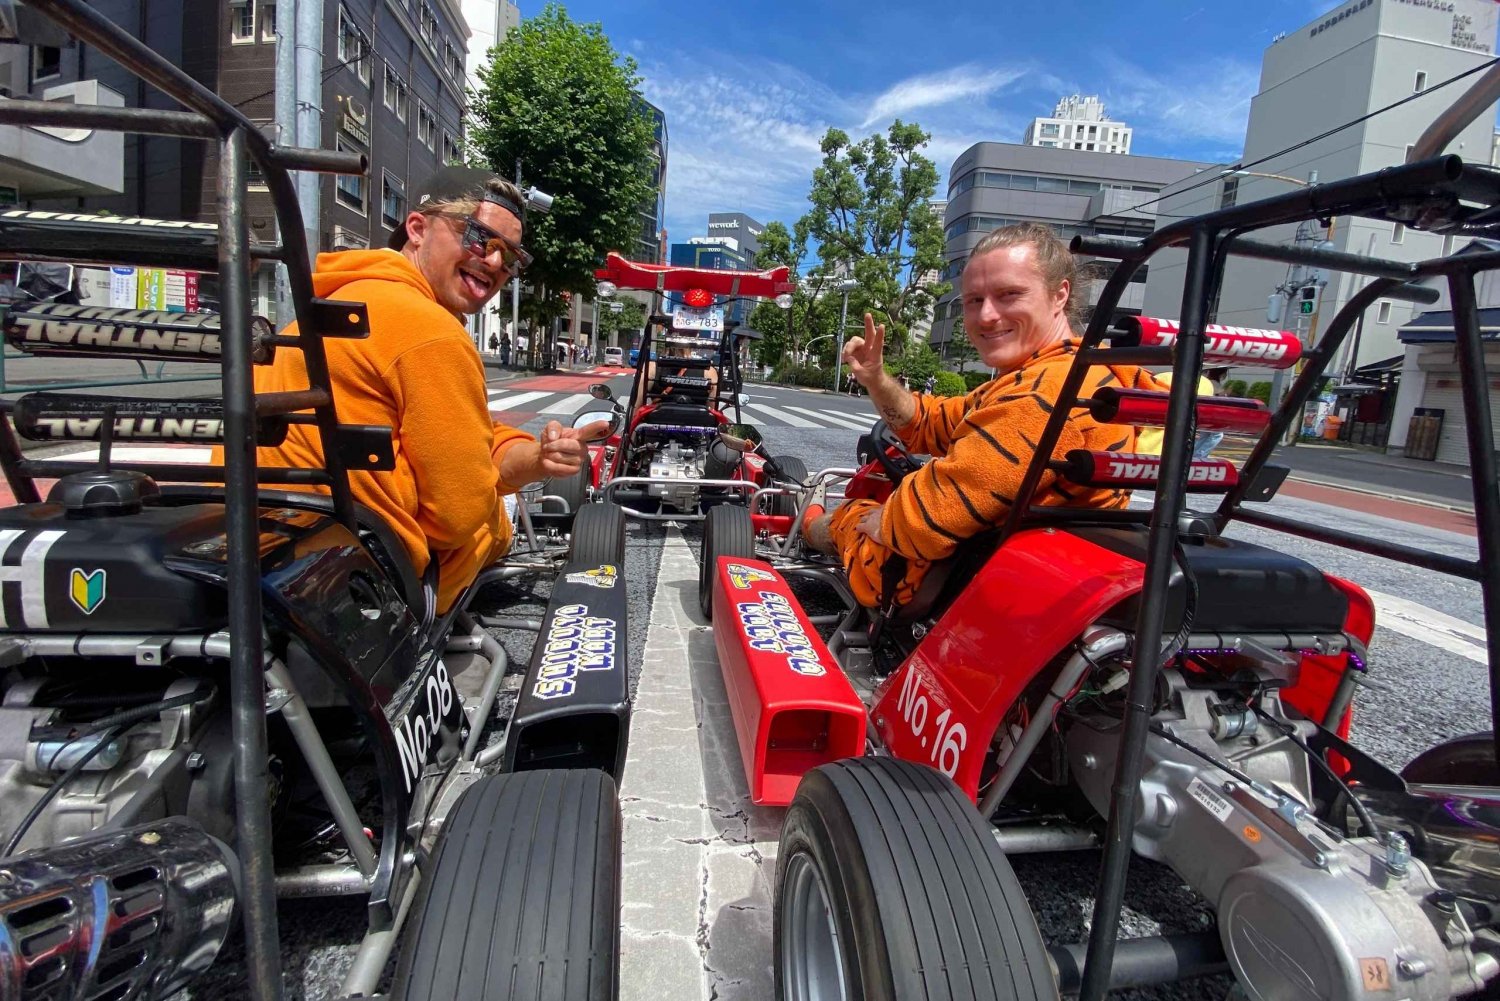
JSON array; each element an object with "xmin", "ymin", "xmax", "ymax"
[{"xmin": 1285, "ymin": 472, "xmax": 1475, "ymax": 516}]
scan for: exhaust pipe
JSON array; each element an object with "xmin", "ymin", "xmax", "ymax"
[{"xmin": 0, "ymin": 819, "xmax": 237, "ymax": 999}]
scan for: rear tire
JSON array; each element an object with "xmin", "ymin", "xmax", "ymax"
[
  {"xmin": 1401, "ymin": 731, "xmax": 1499, "ymax": 785},
  {"xmin": 393, "ymin": 769, "xmax": 620, "ymax": 1001},
  {"xmin": 774, "ymin": 757, "xmax": 1056, "ymax": 1001},
  {"xmin": 571, "ymin": 502, "xmax": 627, "ymax": 568},
  {"xmin": 541, "ymin": 464, "xmax": 591, "ymax": 528},
  {"xmin": 699, "ymin": 504, "xmax": 755, "ymax": 621},
  {"xmin": 767, "ymin": 455, "xmax": 808, "ymax": 518}
]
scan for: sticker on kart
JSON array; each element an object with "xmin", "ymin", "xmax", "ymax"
[
  {"xmin": 734, "ymin": 590, "xmax": 825, "ymax": 677},
  {"xmin": 533, "ymin": 602, "xmax": 619, "ymax": 700},
  {"xmin": 564, "ymin": 564, "xmax": 618, "ymax": 588},
  {"xmin": 392, "ymin": 657, "xmax": 461, "ymax": 795},
  {"xmin": 726, "ymin": 563, "xmax": 776, "ymax": 590}
]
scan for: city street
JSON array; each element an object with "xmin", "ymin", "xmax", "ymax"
[{"xmin": 151, "ymin": 368, "xmax": 1490, "ymax": 1000}]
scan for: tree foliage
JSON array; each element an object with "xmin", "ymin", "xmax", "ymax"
[
  {"xmin": 802, "ymin": 121, "xmax": 949, "ymax": 350},
  {"xmin": 468, "ymin": 5, "xmax": 655, "ymax": 339},
  {"xmin": 943, "ymin": 318, "xmax": 981, "ymax": 372},
  {"xmin": 744, "ymin": 219, "xmax": 849, "ymax": 374},
  {"xmin": 596, "ymin": 297, "xmax": 646, "ymax": 339}
]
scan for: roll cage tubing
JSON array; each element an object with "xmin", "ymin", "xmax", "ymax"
[
  {"xmin": 597, "ymin": 253, "xmax": 791, "ymax": 470},
  {"xmin": 0, "ymin": 2, "xmax": 385, "ymax": 997},
  {"xmin": 1000, "ymin": 154, "xmax": 1500, "ymax": 1001}
]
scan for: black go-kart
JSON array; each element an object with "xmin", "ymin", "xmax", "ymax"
[{"xmin": 0, "ymin": 4, "xmax": 626, "ymax": 1000}]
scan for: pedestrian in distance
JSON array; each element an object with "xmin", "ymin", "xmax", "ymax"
[
  {"xmin": 924, "ymin": 374, "xmax": 935, "ymax": 395},
  {"xmin": 500, "ymin": 334, "xmax": 511, "ymax": 366},
  {"xmin": 488, "ymin": 333, "xmax": 499, "ymax": 354}
]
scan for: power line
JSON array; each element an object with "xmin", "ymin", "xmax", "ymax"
[{"xmin": 1131, "ymin": 54, "xmax": 1500, "ymax": 218}]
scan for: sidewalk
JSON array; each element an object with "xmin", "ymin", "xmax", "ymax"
[{"xmin": 1266, "ymin": 441, "xmax": 1477, "ymax": 513}]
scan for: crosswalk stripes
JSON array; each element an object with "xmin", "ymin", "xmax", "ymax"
[
  {"xmin": 487, "ymin": 390, "xmax": 552, "ymax": 411},
  {"xmin": 742, "ymin": 402, "xmax": 821, "ymax": 428},
  {"xmin": 783, "ymin": 406, "xmax": 870, "ymax": 431},
  {"xmin": 540, "ymin": 393, "xmax": 595, "ymax": 414}
]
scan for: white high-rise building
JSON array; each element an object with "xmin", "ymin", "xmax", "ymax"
[
  {"xmin": 460, "ymin": 0, "xmax": 521, "ymax": 96},
  {"xmin": 1023, "ymin": 95, "xmax": 1132, "ymax": 155},
  {"xmin": 1143, "ymin": 0, "xmax": 1499, "ymax": 372}
]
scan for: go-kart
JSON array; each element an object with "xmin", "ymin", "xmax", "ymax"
[
  {"xmin": 580, "ymin": 252, "xmax": 807, "ymax": 520},
  {"xmin": 0, "ymin": 5, "xmax": 626, "ymax": 999},
  {"xmin": 699, "ymin": 156, "xmax": 1500, "ymax": 1000}
]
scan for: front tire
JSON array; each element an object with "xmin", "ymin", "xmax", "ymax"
[
  {"xmin": 699, "ymin": 504, "xmax": 755, "ymax": 620},
  {"xmin": 775, "ymin": 757, "xmax": 1056, "ymax": 1001},
  {"xmin": 393, "ymin": 770, "xmax": 620, "ymax": 1001},
  {"xmin": 767, "ymin": 455, "xmax": 809, "ymax": 518},
  {"xmin": 540, "ymin": 463, "xmax": 592, "ymax": 528},
  {"xmin": 571, "ymin": 502, "xmax": 627, "ymax": 569}
]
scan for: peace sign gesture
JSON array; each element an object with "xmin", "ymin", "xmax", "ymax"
[{"xmin": 841, "ymin": 313, "xmax": 887, "ymax": 389}]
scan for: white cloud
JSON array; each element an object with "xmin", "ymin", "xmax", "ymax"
[
  {"xmin": 1096, "ymin": 55, "xmax": 1259, "ymax": 158},
  {"xmin": 861, "ymin": 65, "xmax": 1027, "ymax": 128}
]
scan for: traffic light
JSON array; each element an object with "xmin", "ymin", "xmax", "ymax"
[{"xmin": 1298, "ymin": 284, "xmax": 1317, "ymax": 315}]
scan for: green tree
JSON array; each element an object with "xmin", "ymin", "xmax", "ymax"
[
  {"xmin": 944, "ymin": 318, "xmax": 981, "ymax": 372},
  {"xmin": 596, "ymin": 297, "xmax": 646, "ymax": 342},
  {"xmin": 469, "ymin": 4, "xmax": 655, "ymax": 362},
  {"xmin": 744, "ymin": 219, "xmax": 851, "ymax": 379},
  {"xmin": 802, "ymin": 121, "xmax": 949, "ymax": 352}
]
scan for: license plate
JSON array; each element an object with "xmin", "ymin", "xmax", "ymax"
[{"xmin": 672, "ymin": 304, "xmax": 723, "ymax": 331}]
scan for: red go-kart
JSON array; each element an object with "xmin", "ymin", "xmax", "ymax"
[{"xmin": 699, "ymin": 159, "xmax": 1500, "ymax": 1000}]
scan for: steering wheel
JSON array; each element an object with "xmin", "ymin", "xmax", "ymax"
[{"xmin": 860, "ymin": 418, "xmax": 922, "ymax": 484}]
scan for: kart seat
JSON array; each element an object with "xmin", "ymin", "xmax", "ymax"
[
  {"xmin": 637, "ymin": 403, "xmax": 721, "ymax": 428},
  {"xmin": 891, "ymin": 526, "xmax": 1348, "ymax": 637},
  {"xmin": 157, "ymin": 486, "xmax": 428, "ymax": 615}
]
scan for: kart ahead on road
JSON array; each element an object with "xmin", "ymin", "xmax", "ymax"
[
  {"xmin": 567, "ymin": 252, "xmax": 806, "ymax": 521},
  {"xmin": 701, "ymin": 156, "xmax": 1500, "ymax": 1000},
  {"xmin": 0, "ymin": 5, "xmax": 627, "ymax": 999}
]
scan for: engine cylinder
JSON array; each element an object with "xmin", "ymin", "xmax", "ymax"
[{"xmin": 0, "ymin": 818, "xmax": 236, "ymax": 1000}]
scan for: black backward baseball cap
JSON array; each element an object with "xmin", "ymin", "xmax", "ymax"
[{"xmin": 387, "ymin": 165, "xmax": 525, "ymax": 250}]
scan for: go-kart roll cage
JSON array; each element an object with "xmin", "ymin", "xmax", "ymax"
[
  {"xmin": 0, "ymin": 1, "xmax": 385, "ymax": 995},
  {"xmin": 596, "ymin": 251, "xmax": 790, "ymax": 429},
  {"xmin": 1016, "ymin": 154, "xmax": 1500, "ymax": 1001}
]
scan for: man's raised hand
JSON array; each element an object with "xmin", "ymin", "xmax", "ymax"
[
  {"xmin": 536, "ymin": 419, "xmax": 610, "ymax": 479},
  {"xmin": 841, "ymin": 313, "xmax": 887, "ymax": 388}
]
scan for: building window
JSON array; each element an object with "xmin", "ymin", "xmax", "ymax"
[
  {"xmin": 1376, "ymin": 301, "xmax": 1392, "ymax": 324},
  {"xmin": 382, "ymin": 173, "xmax": 405, "ymax": 229},
  {"xmin": 1220, "ymin": 177, "xmax": 1239, "ymax": 209},
  {"xmin": 417, "ymin": 103, "xmax": 435, "ymax": 149},
  {"xmin": 338, "ymin": 5, "xmax": 371, "ymax": 84},
  {"xmin": 441, "ymin": 132, "xmax": 461, "ymax": 163},
  {"xmin": 259, "ymin": 2, "xmax": 276, "ymax": 42},
  {"xmin": 1040, "ymin": 123, "xmax": 1059, "ymax": 138},
  {"xmin": 1039, "ymin": 140, "xmax": 1057, "ymax": 147},
  {"xmin": 419, "ymin": 2, "xmax": 435, "ymax": 41},
  {"xmin": 1414, "ymin": 70, "xmax": 1427, "ymax": 92},
  {"xmin": 229, "ymin": 0, "xmax": 254, "ymax": 43},
  {"xmin": 1392, "ymin": 222, "xmax": 1405, "ymax": 244},
  {"xmin": 29, "ymin": 45, "xmax": 60, "ymax": 82},
  {"xmin": 383, "ymin": 65, "xmax": 408, "ymax": 120},
  {"xmin": 335, "ymin": 137, "xmax": 365, "ymax": 213}
]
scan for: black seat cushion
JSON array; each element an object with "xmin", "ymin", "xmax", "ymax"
[
  {"xmin": 158, "ymin": 485, "xmax": 427, "ymax": 614},
  {"xmin": 1072, "ymin": 528, "xmax": 1349, "ymax": 635},
  {"xmin": 637, "ymin": 402, "xmax": 721, "ymax": 428}
]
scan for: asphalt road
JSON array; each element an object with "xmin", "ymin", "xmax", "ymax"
[{"xmin": 186, "ymin": 371, "xmax": 1492, "ymax": 1000}]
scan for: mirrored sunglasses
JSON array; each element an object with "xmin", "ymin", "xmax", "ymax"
[{"xmin": 448, "ymin": 214, "xmax": 532, "ymax": 272}]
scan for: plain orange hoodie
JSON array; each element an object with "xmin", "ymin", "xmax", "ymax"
[{"xmin": 232, "ymin": 249, "xmax": 534, "ymax": 605}]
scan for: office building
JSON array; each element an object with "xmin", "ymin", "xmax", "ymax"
[
  {"xmin": 460, "ymin": 0, "xmax": 519, "ymax": 97},
  {"xmin": 928, "ymin": 143, "xmax": 1210, "ymax": 353},
  {"xmin": 636, "ymin": 98, "xmax": 669, "ymax": 263},
  {"xmin": 20, "ymin": 0, "xmax": 470, "ymax": 322},
  {"xmin": 669, "ymin": 236, "xmax": 756, "ymax": 328},
  {"xmin": 1022, "ymin": 95, "xmax": 1132, "ymax": 155},
  {"xmin": 704, "ymin": 211, "xmax": 763, "ymax": 259},
  {"xmin": 1142, "ymin": 0, "xmax": 1500, "ymax": 374}
]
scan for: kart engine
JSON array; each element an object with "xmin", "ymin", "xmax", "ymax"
[
  {"xmin": 646, "ymin": 441, "xmax": 705, "ymax": 512},
  {"xmin": 1064, "ymin": 652, "xmax": 1499, "ymax": 1001}
]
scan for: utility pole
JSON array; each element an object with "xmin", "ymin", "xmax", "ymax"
[
  {"xmin": 273, "ymin": 0, "xmax": 296, "ymax": 324},
  {"xmin": 511, "ymin": 158, "xmax": 522, "ymax": 366},
  {"xmin": 294, "ymin": 0, "xmax": 322, "ymax": 261}
]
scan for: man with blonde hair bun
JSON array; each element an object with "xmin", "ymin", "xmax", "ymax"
[
  {"xmin": 802, "ymin": 221, "xmax": 1159, "ymax": 609},
  {"xmin": 240, "ymin": 165, "xmax": 608, "ymax": 613}
]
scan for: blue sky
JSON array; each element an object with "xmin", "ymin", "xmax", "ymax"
[{"xmin": 542, "ymin": 0, "xmax": 1350, "ymax": 248}]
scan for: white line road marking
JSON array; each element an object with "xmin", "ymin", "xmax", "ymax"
[
  {"xmin": 743, "ymin": 402, "xmax": 819, "ymax": 428},
  {"xmin": 1366, "ymin": 588, "xmax": 1488, "ymax": 665},
  {"xmin": 539, "ymin": 393, "xmax": 593, "ymax": 414},
  {"xmin": 794, "ymin": 406, "xmax": 871, "ymax": 430},
  {"xmin": 486, "ymin": 390, "xmax": 550, "ymax": 410}
]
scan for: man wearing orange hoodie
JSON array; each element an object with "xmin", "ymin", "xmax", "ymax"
[{"xmin": 250, "ymin": 166, "xmax": 605, "ymax": 613}]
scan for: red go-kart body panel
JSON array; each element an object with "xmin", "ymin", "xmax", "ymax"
[
  {"xmin": 868, "ymin": 529, "xmax": 1375, "ymax": 801},
  {"xmin": 711, "ymin": 558, "xmax": 865, "ymax": 805}
]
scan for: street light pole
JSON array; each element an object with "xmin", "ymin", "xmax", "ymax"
[
  {"xmin": 830, "ymin": 278, "xmax": 859, "ymax": 393},
  {"xmin": 511, "ymin": 158, "xmax": 521, "ymax": 364}
]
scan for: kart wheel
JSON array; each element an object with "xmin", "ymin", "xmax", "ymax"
[
  {"xmin": 767, "ymin": 455, "xmax": 808, "ymax": 518},
  {"xmin": 1401, "ymin": 731, "xmax": 1498, "ymax": 785},
  {"xmin": 542, "ymin": 463, "xmax": 592, "ymax": 527},
  {"xmin": 392, "ymin": 769, "xmax": 620, "ymax": 1001},
  {"xmin": 699, "ymin": 503, "xmax": 754, "ymax": 621},
  {"xmin": 775, "ymin": 757, "xmax": 1056, "ymax": 1001},
  {"xmin": 571, "ymin": 502, "xmax": 627, "ymax": 568}
]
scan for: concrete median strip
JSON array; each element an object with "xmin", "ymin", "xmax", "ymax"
[{"xmin": 619, "ymin": 528, "xmax": 779, "ymax": 1001}]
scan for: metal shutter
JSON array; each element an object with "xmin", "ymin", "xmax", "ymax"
[{"xmin": 1420, "ymin": 368, "xmax": 1500, "ymax": 465}]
